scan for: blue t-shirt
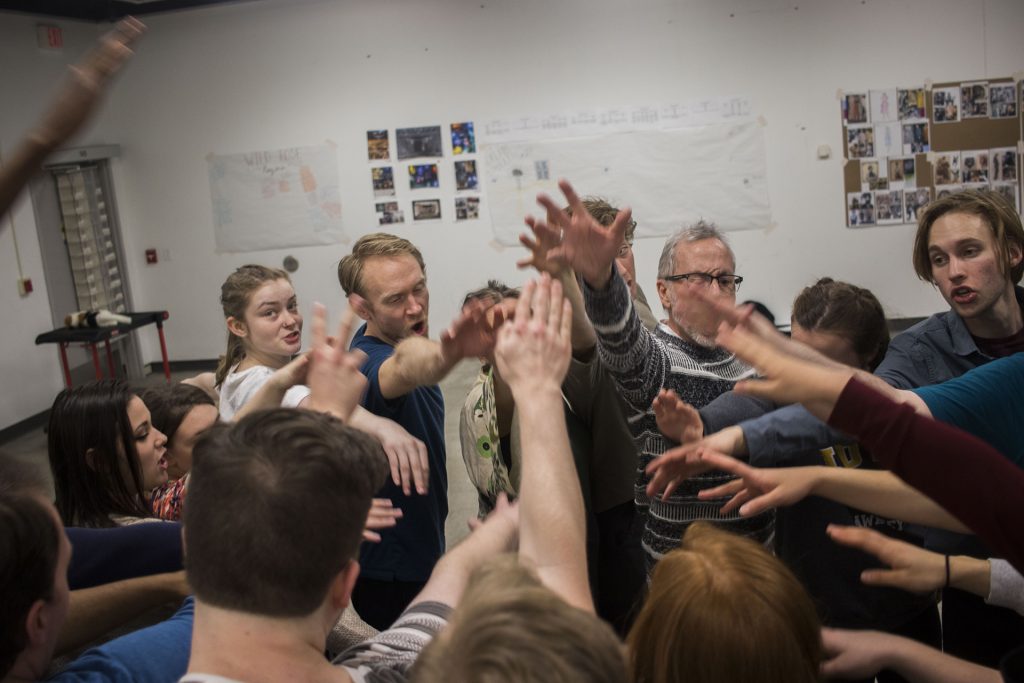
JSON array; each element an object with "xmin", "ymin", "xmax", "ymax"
[
  {"xmin": 351, "ymin": 325, "xmax": 448, "ymax": 582},
  {"xmin": 912, "ymin": 352, "xmax": 1024, "ymax": 468},
  {"xmin": 48, "ymin": 597, "xmax": 193, "ymax": 683},
  {"xmin": 66, "ymin": 523, "xmax": 184, "ymax": 590}
]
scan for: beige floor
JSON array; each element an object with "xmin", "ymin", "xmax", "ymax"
[{"xmin": 0, "ymin": 360, "xmax": 483, "ymax": 549}]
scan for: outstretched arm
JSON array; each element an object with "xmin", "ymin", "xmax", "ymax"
[
  {"xmin": 1, "ymin": 18, "xmax": 144, "ymax": 218},
  {"xmin": 494, "ymin": 275, "xmax": 593, "ymax": 611}
]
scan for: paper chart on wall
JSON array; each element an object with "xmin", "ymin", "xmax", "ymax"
[
  {"xmin": 483, "ymin": 121, "xmax": 771, "ymax": 245},
  {"xmin": 208, "ymin": 143, "xmax": 344, "ymax": 253}
]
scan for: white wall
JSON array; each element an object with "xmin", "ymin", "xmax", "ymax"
[{"xmin": 2, "ymin": 0, "xmax": 1023, "ymax": 429}]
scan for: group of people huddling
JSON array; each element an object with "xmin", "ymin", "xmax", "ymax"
[{"xmin": 3, "ymin": 17, "xmax": 1024, "ymax": 683}]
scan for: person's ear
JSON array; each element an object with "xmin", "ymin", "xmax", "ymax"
[
  {"xmin": 226, "ymin": 316, "xmax": 248, "ymax": 339},
  {"xmin": 1007, "ymin": 241, "xmax": 1023, "ymax": 272},
  {"xmin": 329, "ymin": 559, "xmax": 361, "ymax": 610},
  {"xmin": 84, "ymin": 448, "xmax": 97, "ymax": 471},
  {"xmin": 656, "ymin": 279, "xmax": 672, "ymax": 312},
  {"xmin": 24, "ymin": 599, "xmax": 52, "ymax": 648},
  {"xmin": 348, "ymin": 294, "xmax": 370, "ymax": 321}
]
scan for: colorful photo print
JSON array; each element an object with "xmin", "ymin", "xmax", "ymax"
[
  {"xmin": 932, "ymin": 87, "xmax": 960, "ymax": 123},
  {"xmin": 847, "ymin": 191, "xmax": 875, "ymax": 227},
  {"xmin": 992, "ymin": 148, "xmax": 1018, "ymax": 183},
  {"xmin": 846, "ymin": 125, "xmax": 874, "ymax": 159},
  {"xmin": 897, "ymin": 88, "xmax": 927, "ymax": 120},
  {"xmin": 875, "ymin": 190, "xmax": 904, "ymax": 225},
  {"xmin": 993, "ymin": 182, "xmax": 1020, "ymax": 212},
  {"xmin": 455, "ymin": 196, "xmax": 480, "ymax": 221},
  {"xmin": 961, "ymin": 150, "xmax": 990, "ymax": 184},
  {"xmin": 936, "ymin": 185, "xmax": 964, "ymax": 200},
  {"xmin": 843, "ymin": 93, "xmax": 869, "ymax": 125},
  {"xmin": 960, "ymin": 82, "xmax": 990, "ymax": 118},
  {"xmin": 412, "ymin": 198, "xmax": 441, "ymax": 221},
  {"xmin": 371, "ymin": 166, "xmax": 395, "ymax": 197},
  {"xmin": 870, "ymin": 89, "xmax": 898, "ymax": 122},
  {"xmin": 455, "ymin": 160, "xmax": 479, "ymax": 191},
  {"xmin": 902, "ymin": 122, "xmax": 930, "ymax": 154},
  {"xmin": 397, "ymin": 126, "xmax": 444, "ymax": 160},
  {"xmin": 933, "ymin": 152, "xmax": 961, "ymax": 185},
  {"xmin": 904, "ymin": 187, "xmax": 932, "ymax": 222},
  {"xmin": 375, "ymin": 201, "xmax": 404, "ymax": 225},
  {"xmin": 874, "ymin": 122, "xmax": 902, "ymax": 158},
  {"xmin": 887, "ymin": 157, "xmax": 916, "ymax": 188},
  {"xmin": 990, "ymin": 84, "xmax": 1018, "ymax": 119},
  {"xmin": 367, "ymin": 130, "xmax": 390, "ymax": 161},
  {"xmin": 408, "ymin": 164, "xmax": 439, "ymax": 190},
  {"xmin": 450, "ymin": 122, "xmax": 476, "ymax": 155},
  {"xmin": 860, "ymin": 160, "xmax": 881, "ymax": 187}
]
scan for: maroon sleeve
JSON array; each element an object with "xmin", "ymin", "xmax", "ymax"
[{"xmin": 829, "ymin": 377, "xmax": 1024, "ymax": 575}]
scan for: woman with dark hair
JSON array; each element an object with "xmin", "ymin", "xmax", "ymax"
[
  {"xmin": 139, "ymin": 384, "xmax": 219, "ymax": 521},
  {"xmin": 48, "ymin": 379, "xmax": 168, "ymax": 528}
]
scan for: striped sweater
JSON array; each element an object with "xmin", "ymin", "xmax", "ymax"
[{"xmin": 582, "ymin": 269, "xmax": 775, "ymax": 568}]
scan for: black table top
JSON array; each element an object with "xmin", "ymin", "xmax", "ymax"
[{"xmin": 35, "ymin": 311, "xmax": 168, "ymax": 345}]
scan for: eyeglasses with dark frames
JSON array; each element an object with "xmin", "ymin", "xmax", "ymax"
[{"xmin": 661, "ymin": 272, "xmax": 743, "ymax": 293}]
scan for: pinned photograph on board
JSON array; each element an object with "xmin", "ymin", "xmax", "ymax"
[
  {"xmin": 412, "ymin": 199, "xmax": 442, "ymax": 221},
  {"xmin": 936, "ymin": 185, "xmax": 964, "ymax": 199},
  {"xmin": 904, "ymin": 188, "xmax": 932, "ymax": 222},
  {"xmin": 843, "ymin": 93, "xmax": 869, "ymax": 124},
  {"xmin": 992, "ymin": 148, "xmax": 1018, "ymax": 183},
  {"xmin": 887, "ymin": 157, "xmax": 916, "ymax": 188},
  {"xmin": 860, "ymin": 160, "xmax": 881, "ymax": 188},
  {"xmin": 902, "ymin": 122, "xmax": 930, "ymax": 154},
  {"xmin": 397, "ymin": 126, "xmax": 444, "ymax": 159},
  {"xmin": 897, "ymin": 88, "xmax": 927, "ymax": 120},
  {"xmin": 961, "ymin": 150, "xmax": 990, "ymax": 184},
  {"xmin": 450, "ymin": 122, "xmax": 476, "ymax": 155},
  {"xmin": 408, "ymin": 164, "xmax": 439, "ymax": 190},
  {"xmin": 990, "ymin": 84, "xmax": 1018, "ymax": 119},
  {"xmin": 960, "ymin": 82, "xmax": 989, "ymax": 118},
  {"xmin": 875, "ymin": 190, "xmax": 904, "ymax": 225},
  {"xmin": 870, "ymin": 89, "xmax": 898, "ymax": 122},
  {"xmin": 847, "ymin": 191, "xmax": 876, "ymax": 227},
  {"xmin": 846, "ymin": 125, "xmax": 874, "ymax": 158},
  {"xmin": 933, "ymin": 152, "xmax": 961, "ymax": 185},
  {"xmin": 455, "ymin": 196, "xmax": 480, "ymax": 221},
  {"xmin": 375, "ymin": 201, "xmax": 404, "ymax": 225},
  {"xmin": 367, "ymin": 130, "xmax": 390, "ymax": 161},
  {"xmin": 874, "ymin": 122, "xmax": 902, "ymax": 158},
  {"xmin": 371, "ymin": 167, "xmax": 395, "ymax": 197},
  {"xmin": 455, "ymin": 160, "xmax": 478, "ymax": 191},
  {"xmin": 993, "ymin": 182, "xmax": 1020, "ymax": 212},
  {"xmin": 932, "ymin": 87, "xmax": 960, "ymax": 123},
  {"xmin": 535, "ymin": 160, "xmax": 550, "ymax": 180}
]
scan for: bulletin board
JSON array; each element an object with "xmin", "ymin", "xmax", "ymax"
[{"xmin": 840, "ymin": 79, "xmax": 1022, "ymax": 228}]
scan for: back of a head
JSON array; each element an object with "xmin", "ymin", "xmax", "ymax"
[
  {"xmin": 47, "ymin": 379, "xmax": 148, "ymax": 527},
  {"xmin": 0, "ymin": 488, "xmax": 61, "ymax": 678},
  {"xmin": 139, "ymin": 383, "xmax": 216, "ymax": 444},
  {"xmin": 412, "ymin": 556, "xmax": 629, "ymax": 683},
  {"xmin": 337, "ymin": 232, "xmax": 426, "ymax": 297},
  {"xmin": 792, "ymin": 277, "xmax": 889, "ymax": 371},
  {"xmin": 184, "ymin": 408, "xmax": 388, "ymax": 617},
  {"xmin": 628, "ymin": 523, "xmax": 822, "ymax": 683},
  {"xmin": 913, "ymin": 188, "xmax": 1024, "ymax": 284},
  {"xmin": 565, "ymin": 196, "xmax": 637, "ymax": 243}
]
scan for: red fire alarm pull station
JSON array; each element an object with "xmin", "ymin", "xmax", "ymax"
[
  {"xmin": 145, "ymin": 249, "xmax": 158, "ymax": 264},
  {"xmin": 37, "ymin": 24, "xmax": 63, "ymax": 50}
]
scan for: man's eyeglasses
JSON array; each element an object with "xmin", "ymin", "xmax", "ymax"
[
  {"xmin": 662, "ymin": 272, "xmax": 744, "ymax": 293},
  {"xmin": 617, "ymin": 239, "xmax": 633, "ymax": 258}
]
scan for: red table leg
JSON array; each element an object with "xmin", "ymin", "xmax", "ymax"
[
  {"xmin": 156, "ymin": 321, "xmax": 171, "ymax": 382},
  {"xmin": 90, "ymin": 343, "xmax": 103, "ymax": 380},
  {"xmin": 105, "ymin": 339, "xmax": 116, "ymax": 377},
  {"xmin": 58, "ymin": 342, "xmax": 72, "ymax": 388}
]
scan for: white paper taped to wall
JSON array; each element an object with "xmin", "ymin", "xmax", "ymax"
[
  {"xmin": 483, "ymin": 120, "xmax": 772, "ymax": 245},
  {"xmin": 208, "ymin": 143, "xmax": 344, "ymax": 253}
]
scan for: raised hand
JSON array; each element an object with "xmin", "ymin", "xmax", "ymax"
[
  {"xmin": 534, "ymin": 179, "xmax": 631, "ymax": 289},
  {"xmin": 493, "ymin": 274, "xmax": 573, "ymax": 398},
  {"xmin": 695, "ymin": 451, "xmax": 820, "ymax": 516},
  {"xmin": 467, "ymin": 493, "xmax": 520, "ymax": 549},
  {"xmin": 645, "ymin": 443, "xmax": 716, "ymax": 499},
  {"xmin": 363, "ymin": 498, "xmax": 403, "ymax": 543},
  {"xmin": 440, "ymin": 297, "xmax": 505, "ymax": 363},
  {"xmin": 518, "ymin": 215, "xmax": 567, "ymax": 278},
  {"xmin": 30, "ymin": 17, "xmax": 145, "ymax": 150},
  {"xmin": 306, "ymin": 304, "xmax": 368, "ymax": 421},
  {"xmin": 652, "ymin": 388, "xmax": 704, "ymax": 443},
  {"xmin": 826, "ymin": 524, "xmax": 947, "ymax": 594}
]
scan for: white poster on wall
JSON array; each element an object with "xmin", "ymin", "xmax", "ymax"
[
  {"xmin": 483, "ymin": 120, "xmax": 771, "ymax": 245},
  {"xmin": 207, "ymin": 143, "xmax": 344, "ymax": 253}
]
